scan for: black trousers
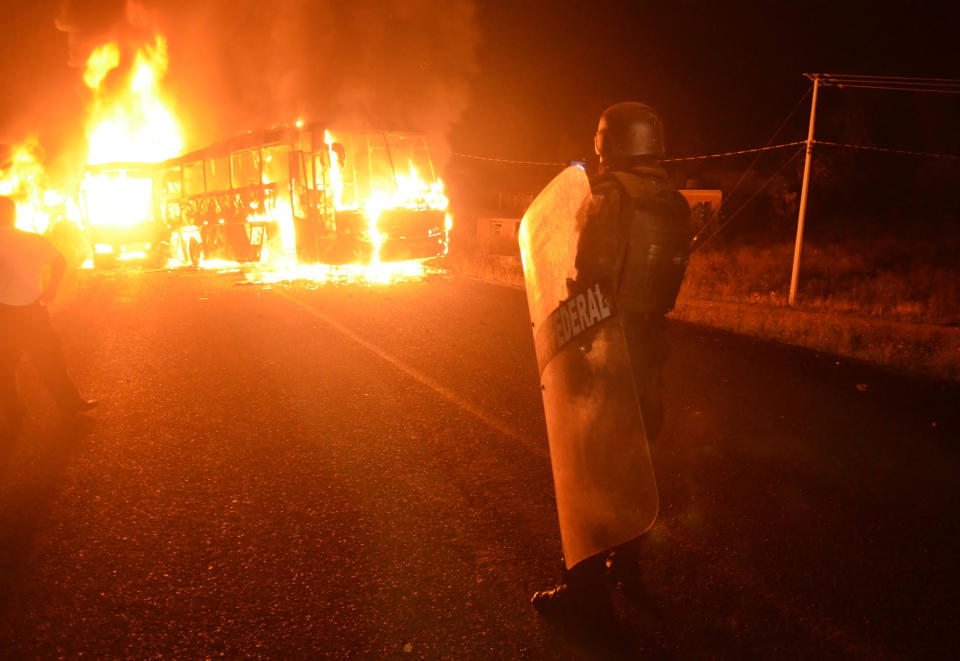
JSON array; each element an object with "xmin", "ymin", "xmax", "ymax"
[
  {"xmin": 0, "ymin": 300, "xmax": 82, "ymax": 419},
  {"xmin": 621, "ymin": 311, "xmax": 667, "ymax": 441}
]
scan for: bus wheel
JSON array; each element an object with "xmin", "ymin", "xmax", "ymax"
[{"xmin": 188, "ymin": 238, "xmax": 202, "ymax": 267}]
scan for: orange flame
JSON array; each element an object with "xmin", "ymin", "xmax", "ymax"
[
  {"xmin": 0, "ymin": 137, "xmax": 79, "ymax": 234},
  {"xmin": 81, "ymin": 34, "xmax": 183, "ymax": 255},
  {"xmin": 84, "ymin": 36, "xmax": 182, "ymax": 165},
  {"xmin": 83, "ymin": 43, "xmax": 120, "ymax": 91},
  {"xmin": 317, "ymin": 129, "xmax": 448, "ymax": 280}
]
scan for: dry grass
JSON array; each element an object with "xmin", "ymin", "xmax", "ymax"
[{"xmin": 681, "ymin": 238, "xmax": 960, "ymax": 326}]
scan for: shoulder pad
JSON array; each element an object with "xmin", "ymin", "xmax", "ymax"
[{"xmin": 588, "ymin": 179, "xmax": 622, "ymax": 215}]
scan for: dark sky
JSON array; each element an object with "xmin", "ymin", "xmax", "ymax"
[
  {"xmin": 1, "ymin": 0, "xmax": 958, "ymax": 175},
  {"xmin": 456, "ymin": 0, "xmax": 960, "ymax": 162}
]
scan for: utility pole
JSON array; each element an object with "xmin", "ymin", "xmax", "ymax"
[{"xmin": 789, "ymin": 75, "xmax": 819, "ymax": 306}]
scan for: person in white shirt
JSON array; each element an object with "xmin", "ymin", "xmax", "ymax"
[{"xmin": 0, "ymin": 195, "xmax": 96, "ymax": 434}]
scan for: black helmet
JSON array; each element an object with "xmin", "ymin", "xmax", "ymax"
[{"xmin": 594, "ymin": 102, "xmax": 665, "ymax": 160}]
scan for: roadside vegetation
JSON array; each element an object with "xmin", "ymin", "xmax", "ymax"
[{"xmin": 681, "ymin": 236, "xmax": 960, "ymax": 327}]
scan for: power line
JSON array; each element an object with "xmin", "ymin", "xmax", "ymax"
[
  {"xmin": 824, "ymin": 80, "xmax": 960, "ymax": 88},
  {"xmin": 819, "ymin": 74, "xmax": 960, "ymax": 84},
  {"xmin": 451, "ymin": 153, "xmax": 566, "ymax": 167},
  {"xmin": 691, "ymin": 147, "xmax": 805, "ymax": 253},
  {"xmin": 453, "ymin": 141, "xmax": 809, "ymax": 167},
  {"xmin": 809, "ymin": 73, "xmax": 960, "ymax": 95},
  {"xmin": 825, "ymin": 84, "xmax": 960, "ymax": 95},
  {"xmin": 816, "ymin": 140, "xmax": 959, "ymax": 160},
  {"xmin": 661, "ymin": 140, "xmax": 806, "ymax": 162}
]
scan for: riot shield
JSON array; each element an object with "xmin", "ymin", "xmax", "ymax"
[{"xmin": 519, "ymin": 166, "xmax": 658, "ymax": 569}]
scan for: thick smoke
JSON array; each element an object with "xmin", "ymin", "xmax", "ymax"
[{"xmin": 57, "ymin": 0, "xmax": 479, "ymax": 165}]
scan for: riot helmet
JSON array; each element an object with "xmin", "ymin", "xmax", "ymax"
[{"xmin": 594, "ymin": 102, "xmax": 665, "ymax": 162}]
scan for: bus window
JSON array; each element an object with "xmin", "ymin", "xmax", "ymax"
[
  {"xmin": 334, "ymin": 132, "xmax": 404, "ymax": 207},
  {"xmin": 183, "ymin": 161, "xmax": 204, "ymax": 196},
  {"xmin": 368, "ymin": 133, "xmax": 395, "ymax": 201},
  {"xmin": 305, "ymin": 152, "xmax": 315, "ymax": 190},
  {"xmin": 231, "ymin": 150, "xmax": 260, "ymax": 189},
  {"xmin": 386, "ymin": 134, "xmax": 436, "ymax": 184},
  {"xmin": 206, "ymin": 156, "xmax": 230, "ymax": 192},
  {"xmin": 289, "ymin": 151, "xmax": 307, "ymax": 218},
  {"xmin": 160, "ymin": 166, "xmax": 181, "ymax": 196},
  {"xmin": 314, "ymin": 153, "xmax": 325, "ymax": 190},
  {"xmin": 300, "ymin": 132, "xmax": 313, "ymax": 157},
  {"xmin": 336, "ymin": 134, "xmax": 360, "ymax": 209},
  {"xmin": 262, "ymin": 145, "xmax": 291, "ymax": 185}
]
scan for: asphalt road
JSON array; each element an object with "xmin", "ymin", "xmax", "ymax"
[{"xmin": 1, "ymin": 266, "xmax": 957, "ymax": 660}]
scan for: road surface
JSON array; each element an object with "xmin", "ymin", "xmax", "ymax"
[{"xmin": 1, "ymin": 266, "xmax": 957, "ymax": 659}]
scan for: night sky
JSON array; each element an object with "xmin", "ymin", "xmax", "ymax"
[
  {"xmin": 456, "ymin": 1, "xmax": 960, "ymax": 162},
  {"xmin": 1, "ymin": 0, "xmax": 958, "ymax": 174}
]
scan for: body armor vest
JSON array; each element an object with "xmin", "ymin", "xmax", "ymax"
[{"xmin": 602, "ymin": 168, "xmax": 691, "ymax": 315}]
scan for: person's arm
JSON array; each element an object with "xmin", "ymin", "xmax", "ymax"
[{"xmin": 41, "ymin": 253, "xmax": 66, "ymax": 305}]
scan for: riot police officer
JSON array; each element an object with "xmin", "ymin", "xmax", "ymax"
[
  {"xmin": 531, "ymin": 102, "xmax": 691, "ymax": 616},
  {"xmin": 580, "ymin": 102, "xmax": 691, "ymax": 440}
]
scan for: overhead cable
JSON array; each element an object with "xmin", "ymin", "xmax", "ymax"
[
  {"xmin": 823, "ymin": 80, "xmax": 960, "ymax": 89},
  {"xmin": 809, "ymin": 73, "xmax": 960, "ymax": 95},
  {"xmin": 816, "ymin": 140, "xmax": 959, "ymax": 160},
  {"xmin": 826, "ymin": 84, "xmax": 960, "ymax": 95},
  {"xmin": 819, "ymin": 74, "xmax": 960, "ymax": 83},
  {"xmin": 691, "ymin": 147, "xmax": 805, "ymax": 252},
  {"xmin": 451, "ymin": 153, "xmax": 566, "ymax": 167},
  {"xmin": 661, "ymin": 140, "xmax": 806, "ymax": 162},
  {"xmin": 453, "ymin": 142, "xmax": 809, "ymax": 167}
]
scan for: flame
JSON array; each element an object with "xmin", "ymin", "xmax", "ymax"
[
  {"xmin": 0, "ymin": 137, "xmax": 79, "ymax": 234},
  {"xmin": 68, "ymin": 44, "xmax": 447, "ymax": 286},
  {"xmin": 1, "ymin": 35, "xmax": 182, "ymax": 254},
  {"xmin": 82, "ymin": 170, "xmax": 153, "ymax": 228},
  {"xmin": 79, "ymin": 34, "xmax": 183, "ymax": 259},
  {"xmin": 85, "ymin": 36, "xmax": 182, "ymax": 165},
  {"xmin": 365, "ymin": 194, "xmax": 388, "ymax": 267},
  {"xmin": 3, "ymin": 19, "xmax": 451, "ymax": 289},
  {"xmin": 324, "ymin": 130, "xmax": 344, "ymax": 210},
  {"xmin": 320, "ymin": 130, "xmax": 448, "ymax": 277},
  {"xmin": 83, "ymin": 43, "xmax": 120, "ymax": 90},
  {"xmin": 395, "ymin": 161, "xmax": 449, "ymax": 211},
  {"xmin": 243, "ymin": 260, "xmax": 438, "ymax": 286},
  {"xmin": 247, "ymin": 192, "xmax": 296, "ymax": 261}
]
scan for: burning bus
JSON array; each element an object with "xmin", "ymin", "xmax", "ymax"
[
  {"xmin": 10, "ymin": 28, "xmax": 453, "ymax": 274},
  {"xmin": 78, "ymin": 122, "xmax": 449, "ymax": 269},
  {"xmin": 72, "ymin": 36, "xmax": 449, "ymax": 270},
  {"xmin": 152, "ymin": 122, "xmax": 449, "ymax": 267}
]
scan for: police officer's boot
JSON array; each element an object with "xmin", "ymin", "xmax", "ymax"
[
  {"xmin": 531, "ymin": 556, "xmax": 611, "ymax": 619},
  {"xmin": 605, "ymin": 545, "xmax": 648, "ymax": 604}
]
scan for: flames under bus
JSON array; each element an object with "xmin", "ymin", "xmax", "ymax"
[{"xmin": 158, "ymin": 123, "xmax": 448, "ymax": 266}]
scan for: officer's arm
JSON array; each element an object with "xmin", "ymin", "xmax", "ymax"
[{"xmin": 41, "ymin": 253, "xmax": 66, "ymax": 305}]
